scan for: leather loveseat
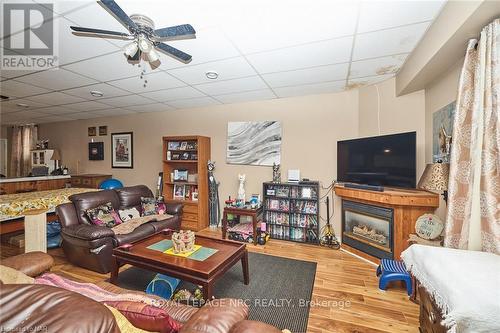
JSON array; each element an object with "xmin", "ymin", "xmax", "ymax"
[
  {"xmin": 56, "ymin": 185, "xmax": 183, "ymax": 273},
  {"xmin": 1, "ymin": 252, "xmax": 283, "ymax": 333}
]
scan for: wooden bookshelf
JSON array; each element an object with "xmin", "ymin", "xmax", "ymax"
[
  {"xmin": 262, "ymin": 182, "xmax": 320, "ymax": 244},
  {"xmin": 162, "ymin": 136, "xmax": 210, "ymax": 231}
]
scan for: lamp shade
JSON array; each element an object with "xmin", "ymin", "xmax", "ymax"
[
  {"xmin": 418, "ymin": 163, "xmax": 449, "ymax": 192},
  {"xmin": 51, "ymin": 149, "xmax": 61, "ymax": 161}
]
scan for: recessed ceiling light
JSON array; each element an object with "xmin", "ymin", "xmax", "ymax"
[
  {"xmin": 90, "ymin": 90, "xmax": 104, "ymax": 97},
  {"xmin": 16, "ymin": 103, "xmax": 29, "ymax": 108},
  {"xmin": 205, "ymin": 71, "xmax": 218, "ymax": 80}
]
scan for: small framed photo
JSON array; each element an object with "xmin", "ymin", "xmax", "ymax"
[
  {"xmin": 179, "ymin": 142, "xmax": 188, "ymax": 150},
  {"xmin": 171, "ymin": 153, "xmax": 180, "ymax": 160},
  {"xmin": 168, "ymin": 141, "xmax": 180, "ymax": 150},
  {"xmin": 98, "ymin": 126, "xmax": 107, "ymax": 136},
  {"xmin": 186, "ymin": 141, "xmax": 197, "ymax": 150},
  {"xmin": 174, "ymin": 169, "xmax": 188, "ymax": 181},
  {"xmin": 266, "ymin": 189, "xmax": 276, "ymax": 196},
  {"xmin": 185, "ymin": 186, "xmax": 191, "ymax": 199},
  {"xmin": 173, "ymin": 184, "xmax": 185, "ymax": 199},
  {"xmin": 190, "ymin": 153, "xmax": 198, "ymax": 160},
  {"xmin": 192, "ymin": 190, "xmax": 199, "ymax": 201},
  {"xmin": 88, "ymin": 126, "xmax": 96, "ymax": 136},
  {"xmin": 111, "ymin": 132, "xmax": 133, "ymax": 168},
  {"xmin": 181, "ymin": 152, "xmax": 190, "ymax": 160}
]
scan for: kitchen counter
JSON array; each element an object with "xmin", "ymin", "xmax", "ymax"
[{"xmin": 0, "ymin": 175, "xmax": 71, "ymax": 184}]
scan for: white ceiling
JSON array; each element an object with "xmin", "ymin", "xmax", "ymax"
[{"xmin": 0, "ymin": 0, "xmax": 445, "ymax": 125}]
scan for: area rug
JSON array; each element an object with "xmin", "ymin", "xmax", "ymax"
[{"xmin": 113, "ymin": 252, "xmax": 317, "ymax": 332}]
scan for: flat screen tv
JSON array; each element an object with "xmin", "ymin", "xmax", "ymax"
[{"xmin": 337, "ymin": 132, "xmax": 416, "ymax": 189}]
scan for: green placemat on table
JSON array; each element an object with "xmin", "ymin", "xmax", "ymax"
[{"xmin": 147, "ymin": 239, "xmax": 217, "ymax": 261}]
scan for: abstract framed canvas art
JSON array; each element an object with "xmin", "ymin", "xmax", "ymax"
[{"xmin": 227, "ymin": 121, "xmax": 281, "ymax": 166}]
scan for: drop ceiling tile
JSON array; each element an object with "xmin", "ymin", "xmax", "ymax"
[
  {"xmin": 124, "ymin": 103, "xmax": 174, "ymax": 113},
  {"xmin": 194, "ymin": 76, "xmax": 268, "ymax": 95},
  {"xmin": 56, "ymin": 17, "xmax": 121, "ymax": 66},
  {"xmin": 0, "ymin": 98, "xmax": 49, "ymax": 111},
  {"xmin": 34, "ymin": 105, "xmax": 83, "ymax": 115},
  {"xmin": 0, "ymin": 80, "xmax": 52, "ymax": 98},
  {"xmin": 347, "ymin": 74, "xmax": 393, "ymax": 88},
  {"xmin": 358, "ymin": 0, "xmax": 444, "ymax": 33},
  {"xmin": 36, "ymin": 0, "xmax": 94, "ymax": 16},
  {"xmin": 0, "ymin": 69, "xmax": 41, "ymax": 80},
  {"xmin": 25, "ymin": 92, "xmax": 86, "ymax": 106},
  {"xmin": 92, "ymin": 108, "xmax": 136, "ymax": 116},
  {"xmin": 262, "ymin": 63, "xmax": 349, "ymax": 88},
  {"xmin": 152, "ymin": 27, "xmax": 241, "ymax": 70},
  {"xmin": 5, "ymin": 110, "xmax": 49, "ymax": 120},
  {"xmin": 216, "ymin": 89, "xmax": 276, "ymax": 104},
  {"xmin": 34, "ymin": 115, "xmax": 74, "ymax": 123},
  {"xmin": 353, "ymin": 22, "xmax": 430, "ymax": 61},
  {"xmin": 168, "ymin": 97, "xmax": 221, "ymax": 109},
  {"xmin": 64, "ymin": 100, "xmax": 110, "ymax": 111},
  {"xmin": 99, "ymin": 94, "xmax": 155, "ymax": 108},
  {"xmin": 61, "ymin": 83, "xmax": 129, "ymax": 100},
  {"xmin": 225, "ymin": 0, "xmax": 359, "ymax": 54},
  {"xmin": 63, "ymin": 52, "xmax": 142, "ymax": 82},
  {"xmin": 349, "ymin": 54, "xmax": 408, "ymax": 79},
  {"xmin": 108, "ymin": 71, "xmax": 185, "ymax": 93},
  {"xmin": 274, "ymin": 80, "xmax": 345, "ymax": 98},
  {"xmin": 63, "ymin": 111, "xmax": 103, "ymax": 120},
  {"xmin": 246, "ymin": 36, "xmax": 353, "ymax": 73},
  {"xmin": 140, "ymin": 86, "xmax": 204, "ymax": 102},
  {"xmin": 168, "ymin": 57, "xmax": 257, "ymax": 85},
  {"xmin": 15, "ymin": 68, "xmax": 98, "ymax": 90}
]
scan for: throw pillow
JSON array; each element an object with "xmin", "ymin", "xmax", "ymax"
[
  {"xmin": 141, "ymin": 197, "xmax": 157, "ymax": 216},
  {"xmin": 104, "ymin": 301, "xmax": 182, "ymax": 333},
  {"xmin": 85, "ymin": 202, "xmax": 122, "ymax": 228},
  {"xmin": 141, "ymin": 197, "xmax": 168, "ymax": 216},
  {"xmin": 104, "ymin": 305, "xmax": 150, "ymax": 333},
  {"xmin": 118, "ymin": 208, "xmax": 141, "ymax": 222}
]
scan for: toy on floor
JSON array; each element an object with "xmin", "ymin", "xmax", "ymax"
[{"xmin": 376, "ymin": 259, "xmax": 413, "ymax": 296}]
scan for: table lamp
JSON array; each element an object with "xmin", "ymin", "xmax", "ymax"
[
  {"xmin": 418, "ymin": 162, "xmax": 450, "ymax": 203},
  {"xmin": 51, "ymin": 149, "xmax": 61, "ymax": 170}
]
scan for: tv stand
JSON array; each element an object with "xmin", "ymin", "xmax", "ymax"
[{"xmin": 344, "ymin": 183, "xmax": 384, "ymax": 192}]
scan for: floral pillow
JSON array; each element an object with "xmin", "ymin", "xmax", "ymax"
[
  {"xmin": 118, "ymin": 208, "xmax": 141, "ymax": 222},
  {"xmin": 85, "ymin": 202, "xmax": 122, "ymax": 228},
  {"xmin": 141, "ymin": 197, "xmax": 167, "ymax": 216}
]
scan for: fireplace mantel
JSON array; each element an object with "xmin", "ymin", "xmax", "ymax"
[{"xmin": 334, "ymin": 185, "xmax": 439, "ymax": 263}]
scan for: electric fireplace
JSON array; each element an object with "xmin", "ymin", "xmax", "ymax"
[{"xmin": 342, "ymin": 200, "xmax": 393, "ymax": 259}]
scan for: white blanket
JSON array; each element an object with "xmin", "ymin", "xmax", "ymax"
[{"xmin": 401, "ymin": 245, "xmax": 500, "ymax": 333}]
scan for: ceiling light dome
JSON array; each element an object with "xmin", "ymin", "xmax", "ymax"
[{"xmin": 205, "ymin": 71, "xmax": 218, "ymax": 79}]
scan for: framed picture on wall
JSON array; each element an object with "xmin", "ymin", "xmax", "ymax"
[
  {"xmin": 88, "ymin": 142, "xmax": 104, "ymax": 160},
  {"xmin": 88, "ymin": 127, "xmax": 96, "ymax": 136},
  {"xmin": 99, "ymin": 126, "xmax": 108, "ymax": 136},
  {"xmin": 111, "ymin": 132, "xmax": 133, "ymax": 168}
]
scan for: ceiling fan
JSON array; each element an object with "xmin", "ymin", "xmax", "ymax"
[{"xmin": 70, "ymin": 0, "xmax": 196, "ymax": 65}]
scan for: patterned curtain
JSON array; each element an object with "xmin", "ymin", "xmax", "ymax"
[
  {"xmin": 445, "ymin": 19, "xmax": 499, "ymax": 254},
  {"xmin": 10, "ymin": 125, "xmax": 38, "ymax": 177}
]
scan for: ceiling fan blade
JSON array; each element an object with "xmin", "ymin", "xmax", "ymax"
[
  {"xmin": 70, "ymin": 26, "xmax": 132, "ymax": 39},
  {"xmin": 153, "ymin": 24, "xmax": 196, "ymax": 41},
  {"xmin": 98, "ymin": 0, "xmax": 138, "ymax": 33},
  {"xmin": 155, "ymin": 43, "xmax": 192, "ymax": 64}
]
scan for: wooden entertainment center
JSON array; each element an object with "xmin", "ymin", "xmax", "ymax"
[{"xmin": 334, "ymin": 185, "xmax": 439, "ymax": 263}]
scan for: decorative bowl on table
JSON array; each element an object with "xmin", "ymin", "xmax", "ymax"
[{"xmin": 171, "ymin": 230, "xmax": 195, "ymax": 253}]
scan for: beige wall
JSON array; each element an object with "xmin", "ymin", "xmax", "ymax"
[
  {"xmin": 39, "ymin": 91, "xmax": 359, "ymax": 233},
  {"xmin": 424, "ymin": 58, "xmax": 463, "ymax": 220},
  {"xmin": 358, "ymin": 78, "xmax": 427, "ymax": 179}
]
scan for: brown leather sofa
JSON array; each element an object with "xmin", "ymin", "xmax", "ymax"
[
  {"xmin": 56, "ymin": 185, "xmax": 183, "ymax": 274},
  {"xmin": 0, "ymin": 252, "xmax": 282, "ymax": 333}
]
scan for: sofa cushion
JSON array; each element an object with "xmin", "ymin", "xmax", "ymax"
[
  {"xmin": 105, "ymin": 305, "xmax": 151, "ymax": 333},
  {"xmin": 70, "ymin": 189, "xmax": 120, "ymax": 225},
  {"xmin": 118, "ymin": 207, "xmax": 141, "ymax": 222},
  {"xmin": 116, "ymin": 185, "xmax": 154, "ymax": 211},
  {"xmin": 0, "ymin": 251, "xmax": 54, "ymax": 277},
  {"xmin": 0, "ymin": 284, "xmax": 120, "ymax": 333},
  {"xmin": 113, "ymin": 223, "xmax": 156, "ymax": 246},
  {"xmin": 86, "ymin": 202, "xmax": 122, "ymax": 228},
  {"xmin": 104, "ymin": 301, "xmax": 182, "ymax": 333}
]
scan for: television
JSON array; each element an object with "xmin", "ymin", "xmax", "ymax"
[{"xmin": 337, "ymin": 132, "xmax": 416, "ymax": 189}]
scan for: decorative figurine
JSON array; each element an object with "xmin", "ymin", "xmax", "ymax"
[
  {"xmin": 272, "ymin": 163, "xmax": 281, "ymax": 183},
  {"xmin": 172, "ymin": 230, "xmax": 195, "ymax": 254},
  {"xmin": 208, "ymin": 161, "xmax": 221, "ymax": 227},
  {"xmin": 237, "ymin": 174, "xmax": 246, "ymax": 202}
]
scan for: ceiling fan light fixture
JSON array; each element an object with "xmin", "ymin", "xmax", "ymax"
[
  {"xmin": 138, "ymin": 36, "xmax": 152, "ymax": 52},
  {"xmin": 205, "ymin": 71, "xmax": 218, "ymax": 79},
  {"xmin": 147, "ymin": 48, "xmax": 160, "ymax": 62},
  {"xmin": 124, "ymin": 42, "xmax": 139, "ymax": 56}
]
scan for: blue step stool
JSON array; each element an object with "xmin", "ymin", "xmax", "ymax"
[{"xmin": 376, "ymin": 259, "xmax": 412, "ymax": 296}]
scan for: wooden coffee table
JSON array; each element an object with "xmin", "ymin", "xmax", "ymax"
[{"xmin": 110, "ymin": 232, "xmax": 249, "ymax": 300}]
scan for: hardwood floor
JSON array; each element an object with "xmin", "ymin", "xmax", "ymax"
[{"xmin": 1, "ymin": 228, "xmax": 419, "ymax": 333}]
